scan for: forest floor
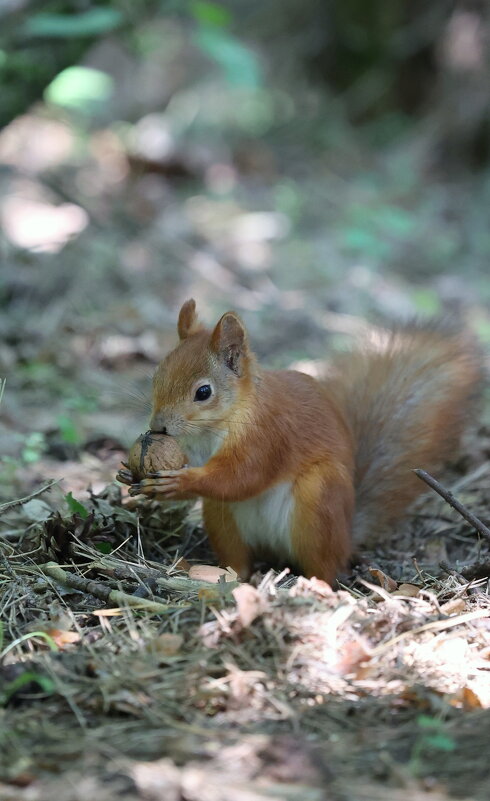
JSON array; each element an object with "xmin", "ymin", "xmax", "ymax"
[
  {"xmin": 1, "ymin": 436, "xmax": 490, "ymax": 801},
  {"xmin": 2, "ymin": 35, "xmax": 490, "ymax": 798}
]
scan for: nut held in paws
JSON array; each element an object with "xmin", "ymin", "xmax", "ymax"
[{"xmin": 127, "ymin": 431, "xmax": 186, "ymax": 480}]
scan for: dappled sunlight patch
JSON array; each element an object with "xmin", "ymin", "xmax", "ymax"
[
  {"xmin": 0, "ymin": 112, "xmax": 75, "ymax": 173},
  {"xmin": 130, "ymin": 736, "xmax": 326, "ymax": 801},
  {"xmin": 196, "ymin": 573, "xmax": 490, "ymax": 716},
  {"xmin": 0, "ymin": 188, "xmax": 88, "ymax": 252}
]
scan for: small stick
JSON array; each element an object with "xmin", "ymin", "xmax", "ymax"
[
  {"xmin": 89, "ymin": 559, "xmax": 166, "ymax": 583},
  {"xmin": 461, "ymin": 558, "xmax": 490, "ymax": 581},
  {"xmin": 92, "ymin": 561, "xmax": 209, "ymax": 594},
  {"xmin": 439, "ymin": 560, "xmax": 466, "ymax": 583},
  {"xmin": 414, "ymin": 469, "xmax": 490, "ymax": 542},
  {"xmin": 372, "ymin": 607, "xmax": 490, "ymax": 656},
  {"xmin": 0, "ymin": 480, "xmax": 58, "ymax": 516},
  {"xmin": 39, "ymin": 562, "xmax": 186, "ymax": 614},
  {"xmin": 90, "ymin": 558, "xmax": 239, "ymax": 594}
]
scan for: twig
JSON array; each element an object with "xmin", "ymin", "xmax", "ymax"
[
  {"xmin": 0, "ymin": 480, "xmax": 59, "ymax": 516},
  {"xmin": 439, "ymin": 560, "xmax": 466, "ymax": 580},
  {"xmin": 413, "ymin": 469, "xmax": 490, "ymax": 542},
  {"xmin": 92, "ymin": 560, "xmax": 237, "ymax": 596},
  {"xmin": 460, "ymin": 558, "xmax": 490, "ymax": 581},
  {"xmin": 89, "ymin": 559, "xmax": 167, "ymax": 583},
  {"xmin": 0, "ymin": 554, "xmax": 16, "ymax": 579},
  {"xmin": 39, "ymin": 562, "xmax": 186, "ymax": 614},
  {"xmin": 371, "ymin": 607, "xmax": 490, "ymax": 656}
]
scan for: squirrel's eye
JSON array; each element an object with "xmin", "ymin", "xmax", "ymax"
[{"xmin": 194, "ymin": 384, "xmax": 212, "ymax": 402}]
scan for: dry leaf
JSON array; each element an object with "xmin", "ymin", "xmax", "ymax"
[
  {"xmin": 189, "ymin": 564, "xmax": 237, "ymax": 583},
  {"xmin": 199, "ymin": 619, "xmax": 222, "ymax": 648},
  {"xmin": 174, "ymin": 557, "xmax": 191, "ymax": 573},
  {"xmin": 93, "ymin": 608, "xmax": 124, "ymax": 617},
  {"xmin": 440, "ymin": 597, "xmax": 467, "ymax": 615},
  {"xmin": 453, "ymin": 682, "xmax": 490, "ymax": 710},
  {"xmin": 232, "ymin": 584, "xmax": 266, "ymax": 628},
  {"xmin": 223, "ymin": 662, "xmax": 268, "ymax": 701},
  {"xmin": 147, "ymin": 633, "xmax": 183, "ymax": 657},
  {"xmin": 297, "ymin": 576, "xmax": 335, "ymax": 597},
  {"xmin": 393, "ymin": 583, "xmax": 421, "ymax": 598},
  {"xmin": 132, "ymin": 758, "xmax": 181, "ymax": 801},
  {"xmin": 46, "ymin": 628, "xmax": 81, "ymax": 647},
  {"xmin": 369, "ymin": 568, "xmax": 397, "ymax": 592},
  {"xmin": 470, "ymin": 678, "xmax": 490, "ymax": 708},
  {"xmin": 334, "ymin": 637, "xmax": 372, "ymax": 677},
  {"xmin": 461, "ymin": 686, "xmax": 483, "ymax": 709}
]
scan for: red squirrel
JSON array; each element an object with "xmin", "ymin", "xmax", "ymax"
[{"xmin": 122, "ymin": 299, "xmax": 482, "ymax": 584}]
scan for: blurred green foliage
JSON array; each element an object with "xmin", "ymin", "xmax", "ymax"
[
  {"xmin": 0, "ymin": 0, "xmax": 488, "ymax": 440},
  {"xmin": 21, "ymin": 432, "xmax": 45, "ymax": 464},
  {"xmin": 194, "ymin": 28, "xmax": 261, "ymax": 88},
  {"xmin": 45, "ymin": 65, "xmax": 114, "ymax": 112},
  {"xmin": 0, "ymin": 671, "xmax": 56, "ymax": 706},
  {"xmin": 64, "ymin": 491, "xmax": 89, "ymax": 518},
  {"xmin": 411, "ymin": 715, "xmax": 456, "ymax": 777},
  {"xmin": 56, "ymin": 414, "xmax": 82, "ymax": 445},
  {"xmin": 0, "ymin": 0, "xmax": 264, "ymax": 125},
  {"xmin": 23, "ymin": 7, "xmax": 123, "ymax": 38}
]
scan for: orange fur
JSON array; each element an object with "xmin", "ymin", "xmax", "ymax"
[
  {"xmin": 291, "ymin": 461, "xmax": 354, "ymax": 584},
  {"xmin": 137, "ymin": 302, "xmax": 483, "ymax": 584},
  {"xmin": 327, "ymin": 324, "xmax": 483, "ymax": 544},
  {"xmin": 203, "ymin": 499, "xmax": 253, "ymax": 580}
]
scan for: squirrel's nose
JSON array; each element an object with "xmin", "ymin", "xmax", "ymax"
[
  {"xmin": 149, "ymin": 413, "xmax": 167, "ymax": 434},
  {"xmin": 150, "ymin": 424, "xmax": 168, "ymax": 435}
]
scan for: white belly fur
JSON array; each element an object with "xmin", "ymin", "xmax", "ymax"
[{"xmin": 230, "ymin": 482, "xmax": 295, "ymax": 559}]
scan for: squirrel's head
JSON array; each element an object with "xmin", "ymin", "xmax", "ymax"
[{"xmin": 150, "ymin": 299, "xmax": 255, "ymax": 440}]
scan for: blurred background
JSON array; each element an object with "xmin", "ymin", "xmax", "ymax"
[{"xmin": 1, "ymin": 0, "xmax": 489, "ymax": 501}]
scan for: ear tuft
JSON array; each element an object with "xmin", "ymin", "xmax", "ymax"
[
  {"xmin": 177, "ymin": 298, "xmax": 202, "ymax": 340},
  {"xmin": 210, "ymin": 312, "xmax": 248, "ymax": 375}
]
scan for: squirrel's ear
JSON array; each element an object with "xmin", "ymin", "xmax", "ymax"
[
  {"xmin": 177, "ymin": 298, "xmax": 202, "ymax": 340},
  {"xmin": 210, "ymin": 312, "xmax": 248, "ymax": 375}
]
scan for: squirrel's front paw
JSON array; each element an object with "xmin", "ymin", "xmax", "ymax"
[
  {"xmin": 128, "ymin": 468, "xmax": 196, "ymax": 501},
  {"xmin": 116, "ymin": 462, "xmax": 134, "ymax": 486}
]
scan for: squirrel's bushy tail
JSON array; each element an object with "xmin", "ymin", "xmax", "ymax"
[{"xmin": 328, "ymin": 322, "xmax": 483, "ymax": 544}]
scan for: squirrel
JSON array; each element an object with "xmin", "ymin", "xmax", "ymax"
[{"xmin": 122, "ymin": 299, "xmax": 482, "ymax": 584}]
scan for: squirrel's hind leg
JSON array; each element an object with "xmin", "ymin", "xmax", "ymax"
[
  {"xmin": 202, "ymin": 499, "xmax": 253, "ymax": 581},
  {"xmin": 290, "ymin": 463, "xmax": 354, "ymax": 586}
]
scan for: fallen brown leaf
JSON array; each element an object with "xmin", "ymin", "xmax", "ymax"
[
  {"xmin": 334, "ymin": 637, "xmax": 372, "ymax": 678},
  {"xmin": 393, "ymin": 583, "xmax": 420, "ymax": 598},
  {"xmin": 440, "ymin": 597, "xmax": 467, "ymax": 615},
  {"xmin": 45, "ymin": 628, "xmax": 81, "ymax": 648},
  {"xmin": 369, "ymin": 568, "xmax": 397, "ymax": 592},
  {"xmin": 189, "ymin": 564, "xmax": 237, "ymax": 583},
  {"xmin": 174, "ymin": 557, "xmax": 192, "ymax": 573},
  {"xmin": 232, "ymin": 584, "xmax": 266, "ymax": 628},
  {"xmin": 461, "ymin": 686, "xmax": 483, "ymax": 709}
]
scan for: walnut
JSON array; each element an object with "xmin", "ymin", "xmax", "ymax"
[{"xmin": 127, "ymin": 431, "xmax": 186, "ymax": 480}]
